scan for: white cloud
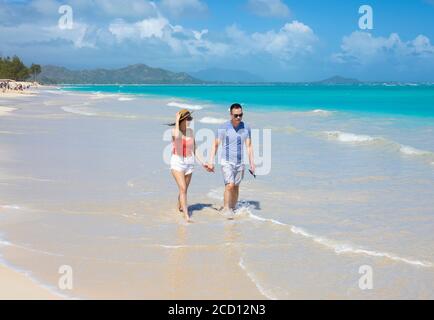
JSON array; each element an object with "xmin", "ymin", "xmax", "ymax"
[
  {"xmin": 108, "ymin": 15, "xmax": 227, "ymax": 58},
  {"xmin": 247, "ymin": 0, "xmax": 290, "ymax": 18},
  {"xmin": 0, "ymin": 22, "xmax": 95, "ymax": 49},
  {"xmin": 108, "ymin": 18, "xmax": 316, "ymax": 62},
  {"xmin": 109, "ymin": 17, "xmax": 170, "ymax": 41},
  {"xmin": 332, "ymin": 31, "xmax": 434, "ymax": 64},
  {"xmin": 227, "ymin": 21, "xmax": 317, "ymax": 60},
  {"xmin": 160, "ymin": 0, "xmax": 207, "ymax": 16},
  {"xmin": 0, "ymin": 0, "xmax": 316, "ymax": 72}
]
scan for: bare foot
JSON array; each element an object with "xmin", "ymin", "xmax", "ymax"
[
  {"xmin": 184, "ymin": 212, "xmax": 192, "ymax": 223},
  {"xmin": 222, "ymin": 208, "xmax": 235, "ymax": 220}
]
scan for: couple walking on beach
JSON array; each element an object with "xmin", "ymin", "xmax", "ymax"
[{"xmin": 170, "ymin": 103, "xmax": 255, "ymax": 222}]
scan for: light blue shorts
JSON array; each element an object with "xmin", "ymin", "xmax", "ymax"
[{"xmin": 221, "ymin": 161, "xmax": 245, "ymax": 186}]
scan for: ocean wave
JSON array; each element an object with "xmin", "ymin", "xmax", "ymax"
[
  {"xmin": 1, "ymin": 205, "xmax": 22, "ymax": 210},
  {"xmin": 399, "ymin": 145, "xmax": 432, "ymax": 156},
  {"xmin": 0, "ymin": 239, "xmax": 11, "ymax": 247},
  {"xmin": 90, "ymin": 93, "xmax": 119, "ymax": 100},
  {"xmin": 199, "ymin": 117, "xmax": 227, "ymax": 124},
  {"xmin": 160, "ymin": 245, "xmax": 190, "ymax": 249},
  {"xmin": 0, "ymin": 106, "xmax": 18, "ymax": 116},
  {"xmin": 0, "ymin": 131, "xmax": 20, "ymax": 135},
  {"xmin": 239, "ymin": 257, "xmax": 278, "ymax": 300},
  {"xmin": 45, "ymin": 90, "xmax": 64, "ymax": 95},
  {"xmin": 324, "ymin": 131, "xmax": 381, "ymax": 143},
  {"xmin": 248, "ymin": 213, "xmax": 433, "ymax": 268},
  {"xmin": 62, "ymin": 106, "xmax": 97, "ymax": 116},
  {"xmin": 312, "ymin": 109, "xmax": 332, "ymax": 114},
  {"xmin": 118, "ymin": 97, "xmax": 136, "ymax": 102},
  {"xmin": 322, "ymin": 131, "xmax": 434, "ymax": 163},
  {"xmin": 292, "ymin": 109, "xmax": 334, "ymax": 116},
  {"xmin": 167, "ymin": 101, "xmax": 204, "ymax": 110},
  {"xmin": 310, "ymin": 109, "xmax": 334, "ymax": 116},
  {"xmin": 62, "ymin": 106, "xmax": 138, "ymax": 120}
]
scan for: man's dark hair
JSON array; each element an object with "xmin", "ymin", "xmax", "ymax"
[{"xmin": 230, "ymin": 103, "xmax": 243, "ymax": 113}]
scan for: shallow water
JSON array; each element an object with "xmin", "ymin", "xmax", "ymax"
[{"xmin": 0, "ymin": 88, "xmax": 433, "ymax": 299}]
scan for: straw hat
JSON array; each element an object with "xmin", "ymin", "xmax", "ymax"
[{"xmin": 178, "ymin": 109, "xmax": 193, "ymax": 122}]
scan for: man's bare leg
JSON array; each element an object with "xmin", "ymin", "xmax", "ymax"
[
  {"xmin": 224, "ymin": 183, "xmax": 237, "ymax": 210},
  {"xmin": 231, "ymin": 186, "xmax": 239, "ymax": 209}
]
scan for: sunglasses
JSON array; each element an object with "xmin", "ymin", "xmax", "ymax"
[{"xmin": 232, "ymin": 113, "xmax": 243, "ymax": 119}]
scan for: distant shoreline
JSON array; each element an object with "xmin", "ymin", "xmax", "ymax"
[{"xmin": 57, "ymin": 82, "xmax": 434, "ymax": 86}]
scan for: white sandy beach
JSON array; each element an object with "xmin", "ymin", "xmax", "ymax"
[{"xmin": 0, "ymin": 87, "xmax": 434, "ymax": 299}]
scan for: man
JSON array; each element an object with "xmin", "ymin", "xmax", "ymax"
[{"xmin": 208, "ymin": 103, "xmax": 255, "ymax": 218}]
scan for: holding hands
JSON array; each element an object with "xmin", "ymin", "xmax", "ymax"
[{"xmin": 203, "ymin": 163, "xmax": 215, "ymax": 173}]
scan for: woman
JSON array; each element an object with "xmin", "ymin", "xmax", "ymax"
[{"xmin": 170, "ymin": 109, "xmax": 208, "ymax": 222}]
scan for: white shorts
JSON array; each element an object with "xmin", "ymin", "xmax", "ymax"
[
  {"xmin": 170, "ymin": 155, "xmax": 195, "ymax": 175},
  {"xmin": 221, "ymin": 161, "xmax": 245, "ymax": 186}
]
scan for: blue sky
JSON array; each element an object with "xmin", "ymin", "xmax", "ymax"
[{"xmin": 1, "ymin": 0, "xmax": 434, "ymax": 81}]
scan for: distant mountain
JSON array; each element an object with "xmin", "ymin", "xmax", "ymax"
[
  {"xmin": 316, "ymin": 76, "xmax": 361, "ymax": 85},
  {"xmin": 190, "ymin": 68, "xmax": 264, "ymax": 83},
  {"xmin": 38, "ymin": 64, "xmax": 203, "ymax": 84}
]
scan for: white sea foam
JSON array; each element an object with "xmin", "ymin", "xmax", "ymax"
[
  {"xmin": 0, "ymin": 106, "xmax": 17, "ymax": 116},
  {"xmin": 248, "ymin": 213, "xmax": 433, "ymax": 268},
  {"xmin": 292, "ymin": 109, "xmax": 334, "ymax": 116},
  {"xmin": 207, "ymin": 188, "xmax": 224, "ymax": 201},
  {"xmin": 160, "ymin": 245, "xmax": 190, "ymax": 249},
  {"xmin": 325, "ymin": 131, "xmax": 379, "ymax": 143},
  {"xmin": 323, "ymin": 131, "xmax": 434, "ymax": 163},
  {"xmin": 399, "ymin": 145, "xmax": 432, "ymax": 156},
  {"xmin": 167, "ymin": 101, "xmax": 204, "ymax": 110},
  {"xmin": 62, "ymin": 106, "xmax": 97, "ymax": 116},
  {"xmin": 1, "ymin": 205, "xmax": 22, "ymax": 210},
  {"xmin": 45, "ymin": 90, "xmax": 64, "ymax": 95},
  {"xmin": 0, "ymin": 239, "xmax": 11, "ymax": 246},
  {"xmin": 239, "ymin": 257, "xmax": 278, "ymax": 300},
  {"xmin": 311, "ymin": 109, "xmax": 333, "ymax": 115},
  {"xmin": 199, "ymin": 117, "xmax": 227, "ymax": 124},
  {"xmin": 91, "ymin": 93, "xmax": 119, "ymax": 100},
  {"xmin": 118, "ymin": 97, "xmax": 136, "ymax": 102},
  {"xmin": 0, "ymin": 130, "xmax": 23, "ymax": 135}
]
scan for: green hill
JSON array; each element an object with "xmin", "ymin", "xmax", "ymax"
[{"xmin": 39, "ymin": 64, "xmax": 203, "ymax": 84}]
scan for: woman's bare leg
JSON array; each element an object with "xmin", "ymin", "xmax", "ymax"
[
  {"xmin": 172, "ymin": 170, "xmax": 190, "ymax": 222},
  {"xmin": 178, "ymin": 173, "xmax": 192, "ymax": 213}
]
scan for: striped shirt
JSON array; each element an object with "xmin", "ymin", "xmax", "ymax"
[{"xmin": 217, "ymin": 121, "xmax": 251, "ymax": 165}]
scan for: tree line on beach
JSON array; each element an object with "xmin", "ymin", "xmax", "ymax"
[{"xmin": 0, "ymin": 55, "xmax": 41, "ymax": 82}]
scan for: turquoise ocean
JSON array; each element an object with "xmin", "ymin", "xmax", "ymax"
[{"xmin": 64, "ymin": 84, "xmax": 434, "ymax": 118}]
